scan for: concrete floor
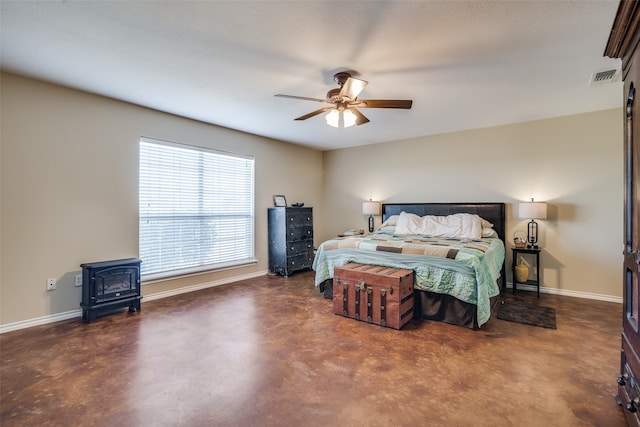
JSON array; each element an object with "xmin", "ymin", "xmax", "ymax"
[{"xmin": 0, "ymin": 270, "xmax": 627, "ymax": 426}]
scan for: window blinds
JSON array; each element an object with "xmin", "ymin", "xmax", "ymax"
[{"xmin": 139, "ymin": 137, "xmax": 255, "ymax": 279}]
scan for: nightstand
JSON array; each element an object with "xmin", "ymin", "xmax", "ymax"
[{"xmin": 511, "ymin": 247, "xmax": 541, "ymax": 297}]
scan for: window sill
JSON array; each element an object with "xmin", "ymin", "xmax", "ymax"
[{"xmin": 141, "ymin": 259, "xmax": 258, "ymax": 285}]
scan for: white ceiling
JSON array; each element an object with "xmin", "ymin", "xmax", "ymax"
[{"xmin": 0, "ymin": 0, "xmax": 623, "ymax": 151}]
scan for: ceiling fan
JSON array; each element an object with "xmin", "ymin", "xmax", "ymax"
[{"xmin": 274, "ymin": 72, "xmax": 413, "ymax": 127}]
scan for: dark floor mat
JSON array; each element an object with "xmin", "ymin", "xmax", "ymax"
[{"xmin": 497, "ymin": 300, "xmax": 556, "ymax": 329}]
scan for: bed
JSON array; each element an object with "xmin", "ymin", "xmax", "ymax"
[{"xmin": 313, "ymin": 202, "xmax": 506, "ymax": 328}]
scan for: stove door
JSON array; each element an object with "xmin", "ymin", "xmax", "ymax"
[{"xmin": 92, "ymin": 266, "xmax": 140, "ymax": 303}]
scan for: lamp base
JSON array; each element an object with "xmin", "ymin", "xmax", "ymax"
[
  {"xmin": 527, "ymin": 220, "xmax": 539, "ymax": 251},
  {"xmin": 368, "ymin": 215, "xmax": 374, "ymax": 233}
]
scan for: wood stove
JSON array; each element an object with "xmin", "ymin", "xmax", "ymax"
[{"xmin": 80, "ymin": 258, "xmax": 142, "ymax": 323}]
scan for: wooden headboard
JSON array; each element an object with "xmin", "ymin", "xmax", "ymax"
[{"xmin": 382, "ymin": 202, "xmax": 507, "ymax": 286}]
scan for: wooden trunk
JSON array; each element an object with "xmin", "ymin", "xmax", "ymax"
[{"xmin": 333, "ymin": 263, "xmax": 415, "ymax": 329}]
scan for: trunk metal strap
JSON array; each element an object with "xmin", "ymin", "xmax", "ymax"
[
  {"xmin": 342, "ymin": 280, "xmax": 348, "ymax": 317},
  {"xmin": 367, "ymin": 286, "xmax": 373, "ymax": 323},
  {"xmin": 380, "ymin": 288, "xmax": 387, "ymax": 327},
  {"xmin": 355, "ymin": 280, "xmax": 364, "ymax": 320}
]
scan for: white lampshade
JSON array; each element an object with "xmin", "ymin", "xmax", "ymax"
[
  {"xmin": 325, "ymin": 109, "xmax": 340, "ymax": 127},
  {"xmin": 362, "ymin": 201, "xmax": 381, "ymax": 216},
  {"xmin": 343, "ymin": 109, "xmax": 357, "ymax": 128},
  {"xmin": 519, "ymin": 199, "xmax": 548, "ymax": 220}
]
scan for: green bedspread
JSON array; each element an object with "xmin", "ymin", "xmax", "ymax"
[{"xmin": 312, "ymin": 234, "xmax": 505, "ymax": 327}]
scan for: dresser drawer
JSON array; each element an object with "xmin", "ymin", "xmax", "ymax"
[
  {"xmin": 286, "ymin": 209, "xmax": 313, "ymax": 226},
  {"xmin": 286, "ymin": 239, "xmax": 314, "ymax": 256},
  {"xmin": 619, "ymin": 334, "xmax": 640, "ymax": 425},
  {"xmin": 619, "ymin": 362, "xmax": 640, "ymax": 424},
  {"xmin": 287, "ymin": 253, "xmax": 313, "ymax": 272},
  {"xmin": 287, "ymin": 226, "xmax": 313, "ymax": 241}
]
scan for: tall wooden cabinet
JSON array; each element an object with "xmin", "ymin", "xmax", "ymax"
[
  {"xmin": 605, "ymin": 1, "xmax": 640, "ymax": 424},
  {"xmin": 268, "ymin": 207, "xmax": 314, "ymax": 277}
]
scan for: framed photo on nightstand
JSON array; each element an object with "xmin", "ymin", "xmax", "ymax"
[{"xmin": 273, "ymin": 195, "xmax": 287, "ymax": 207}]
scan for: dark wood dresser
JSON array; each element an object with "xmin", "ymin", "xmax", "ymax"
[
  {"xmin": 605, "ymin": 1, "xmax": 640, "ymax": 424},
  {"xmin": 268, "ymin": 207, "xmax": 314, "ymax": 277}
]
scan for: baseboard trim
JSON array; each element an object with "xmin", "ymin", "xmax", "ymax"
[
  {"xmin": 0, "ymin": 309, "xmax": 84, "ymax": 334},
  {"xmin": 142, "ymin": 270, "xmax": 269, "ymax": 302},
  {"xmin": 506, "ymin": 282, "xmax": 622, "ymax": 304},
  {"xmin": 0, "ymin": 270, "xmax": 270, "ymax": 334}
]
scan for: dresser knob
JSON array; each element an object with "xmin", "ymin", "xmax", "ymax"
[
  {"xmin": 618, "ymin": 375, "xmax": 628, "ymax": 386},
  {"xmin": 627, "ymin": 398, "xmax": 640, "ymax": 413}
]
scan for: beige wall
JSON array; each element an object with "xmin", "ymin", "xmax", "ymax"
[
  {"xmin": 0, "ymin": 71, "xmax": 624, "ymax": 328},
  {"xmin": 320, "ymin": 109, "xmax": 623, "ymax": 299},
  {"xmin": 0, "ymin": 72, "xmax": 324, "ymax": 326}
]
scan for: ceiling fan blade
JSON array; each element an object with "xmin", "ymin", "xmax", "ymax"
[
  {"xmin": 339, "ymin": 77, "xmax": 368, "ymax": 101},
  {"xmin": 350, "ymin": 108, "xmax": 370, "ymax": 126},
  {"xmin": 355, "ymin": 99, "xmax": 413, "ymax": 109},
  {"xmin": 275, "ymin": 94, "xmax": 330, "ymax": 103},
  {"xmin": 294, "ymin": 107, "xmax": 334, "ymax": 121}
]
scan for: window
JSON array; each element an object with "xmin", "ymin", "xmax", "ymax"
[{"xmin": 139, "ymin": 137, "xmax": 255, "ymax": 280}]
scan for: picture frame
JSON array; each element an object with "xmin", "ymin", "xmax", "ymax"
[{"xmin": 273, "ymin": 195, "xmax": 287, "ymax": 207}]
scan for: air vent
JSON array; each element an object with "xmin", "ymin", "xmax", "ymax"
[{"xmin": 589, "ymin": 69, "xmax": 620, "ymax": 86}]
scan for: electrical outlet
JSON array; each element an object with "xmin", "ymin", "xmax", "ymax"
[
  {"xmin": 46, "ymin": 278, "xmax": 57, "ymax": 291},
  {"xmin": 74, "ymin": 274, "xmax": 82, "ymax": 287}
]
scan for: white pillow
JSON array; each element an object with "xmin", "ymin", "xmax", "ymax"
[
  {"xmin": 480, "ymin": 216, "xmax": 496, "ymax": 237},
  {"xmin": 394, "ymin": 212, "xmax": 422, "ymax": 234},
  {"xmin": 384, "ymin": 213, "xmax": 492, "ymax": 230},
  {"xmin": 376, "ymin": 225, "xmax": 397, "ymax": 234},
  {"xmin": 482, "ymin": 228, "xmax": 498, "ymax": 238},
  {"xmin": 395, "ymin": 212, "xmax": 483, "ymax": 239},
  {"xmin": 380, "ymin": 215, "xmax": 400, "ymax": 228},
  {"xmin": 481, "ymin": 218, "xmax": 493, "ymax": 229}
]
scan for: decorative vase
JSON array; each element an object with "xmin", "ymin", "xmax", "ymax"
[{"xmin": 514, "ymin": 260, "xmax": 529, "ymax": 283}]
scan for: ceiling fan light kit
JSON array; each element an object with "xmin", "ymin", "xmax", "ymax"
[
  {"xmin": 275, "ymin": 72, "xmax": 413, "ymax": 128},
  {"xmin": 325, "ymin": 107, "xmax": 357, "ymax": 128}
]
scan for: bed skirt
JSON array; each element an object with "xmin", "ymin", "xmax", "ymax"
[
  {"xmin": 319, "ymin": 279, "xmax": 499, "ymax": 329},
  {"xmin": 319, "ymin": 279, "xmax": 333, "ymax": 299}
]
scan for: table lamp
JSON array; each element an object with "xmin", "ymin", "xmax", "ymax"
[
  {"xmin": 362, "ymin": 200, "xmax": 381, "ymax": 233},
  {"xmin": 518, "ymin": 198, "xmax": 547, "ymax": 249}
]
